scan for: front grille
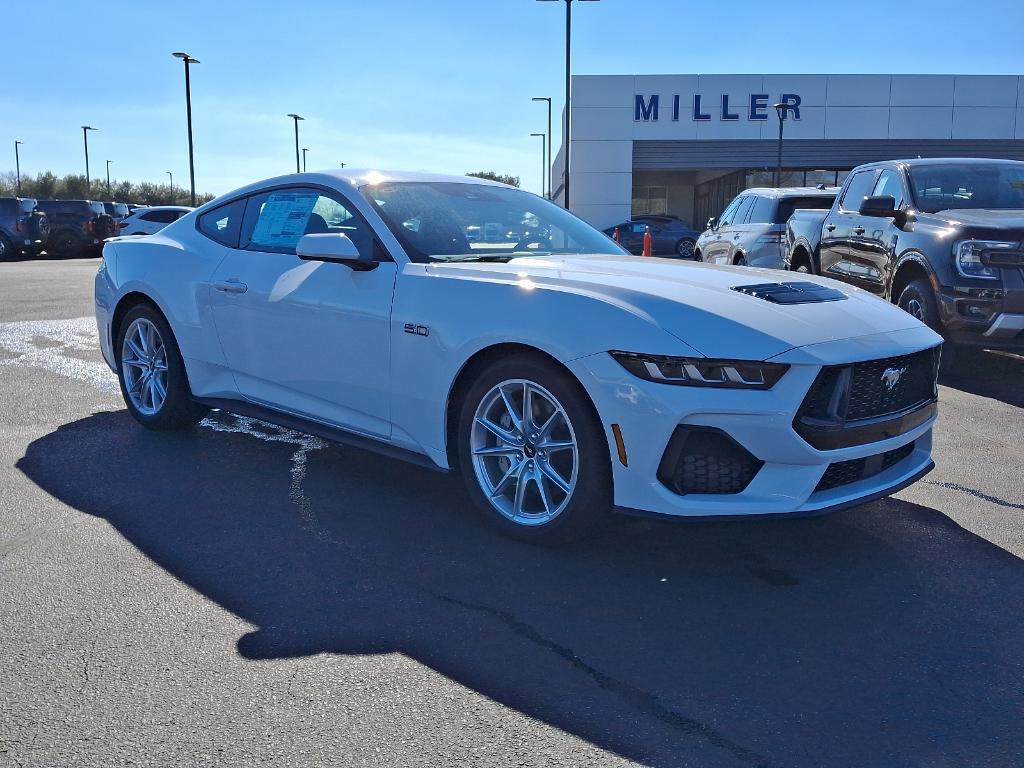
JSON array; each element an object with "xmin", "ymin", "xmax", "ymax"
[
  {"xmin": 846, "ymin": 351, "xmax": 938, "ymax": 420},
  {"xmin": 815, "ymin": 441, "xmax": 916, "ymax": 492},
  {"xmin": 657, "ymin": 427, "xmax": 762, "ymax": 495},
  {"xmin": 795, "ymin": 346, "xmax": 940, "ymax": 449}
]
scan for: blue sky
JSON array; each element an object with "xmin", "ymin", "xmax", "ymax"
[{"xmin": 3, "ymin": 0, "xmax": 1022, "ymax": 197}]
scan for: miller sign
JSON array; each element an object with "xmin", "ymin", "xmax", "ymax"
[{"xmin": 634, "ymin": 93, "xmax": 802, "ymax": 122}]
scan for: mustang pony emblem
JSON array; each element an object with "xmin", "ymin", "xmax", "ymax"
[{"xmin": 881, "ymin": 366, "xmax": 907, "ymax": 391}]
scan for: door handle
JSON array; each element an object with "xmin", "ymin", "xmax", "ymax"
[
  {"xmin": 854, "ymin": 226, "xmax": 865, "ymax": 235},
  {"xmin": 825, "ymin": 224, "xmax": 837, "ymax": 232},
  {"xmin": 213, "ymin": 279, "xmax": 248, "ymax": 294}
]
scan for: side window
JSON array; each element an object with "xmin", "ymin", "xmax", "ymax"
[
  {"xmin": 718, "ymin": 197, "xmax": 742, "ymax": 227},
  {"xmin": 747, "ymin": 196, "xmax": 774, "ymax": 224},
  {"xmin": 239, "ymin": 187, "xmax": 374, "ymax": 258},
  {"xmin": 840, "ymin": 170, "xmax": 880, "ymax": 213},
  {"xmin": 733, "ymin": 196, "xmax": 755, "ymax": 224},
  {"xmin": 197, "ymin": 199, "xmax": 245, "ymax": 247},
  {"xmin": 872, "ymin": 170, "xmax": 906, "ymax": 209},
  {"xmin": 630, "ymin": 222, "xmax": 647, "ymax": 234}
]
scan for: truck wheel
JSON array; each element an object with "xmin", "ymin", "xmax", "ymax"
[
  {"xmin": 897, "ymin": 279, "xmax": 940, "ymax": 331},
  {"xmin": 52, "ymin": 232, "xmax": 82, "ymax": 258},
  {"xmin": 0, "ymin": 234, "xmax": 13, "ymax": 261},
  {"xmin": 734, "ymin": 253, "xmax": 748, "ymax": 266}
]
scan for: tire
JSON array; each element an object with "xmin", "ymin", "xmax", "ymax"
[
  {"xmin": 51, "ymin": 231, "xmax": 82, "ymax": 258},
  {"xmin": 794, "ymin": 263, "xmax": 811, "ymax": 274},
  {"xmin": 456, "ymin": 355, "xmax": 612, "ymax": 543},
  {"xmin": 693, "ymin": 249, "xmax": 703, "ymax": 262},
  {"xmin": 734, "ymin": 253, "xmax": 748, "ymax": 267},
  {"xmin": 897, "ymin": 278, "xmax": 940, "ymax": 331},
  {"xmin": 675, "ymin": 238, "xmax": 696, "ymax": 259},
  {"xmin": 93, "ymin": 214, "xmax": 116, "ymax": 240},
  {"xmin": 0, "ymin": 234, "xmax": 12, "ymax": 261},
  {"xmin": 116, "ymin": 304, "xmax": 208, "ymax": 430},
  {"xmin": 30, "ymin": 213, "xmax": 50, "ymax": 242}
]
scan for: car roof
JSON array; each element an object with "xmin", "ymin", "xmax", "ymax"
[
  {"xmin": 130, "ymin": 205, "xmax": 194, "ymax": 213},
  {"xmin": 741, "ymin": 187, "xmax": 839, "ymax": 198}
]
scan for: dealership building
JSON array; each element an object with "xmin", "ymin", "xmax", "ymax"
[{"xmin": 552, "ymin": 74, "xmax": 1024, "ymax": 230}]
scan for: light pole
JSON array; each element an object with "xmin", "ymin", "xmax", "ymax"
[
  {"xmin": 339, "ymin": 162, "xmax": 346, "ymax": 168},
  {"xmin": 302, "ymin": 147, "xmax": 309, "ymax": 173},
  {"xmin": 530, "ymin": 133, "xmax": 546, "ymax": 198},
  {"xmin": 538, "ymin": 0, "xmax": 599, "ymax": 210},
  {"xmin": 166, "ymin": 171, "xmax": 173, "ymax": 194},
  {"xmin": 772, "ymin": 102, "xmax": 787, "ymax": 188},
  {"xmin": 106, "ymin": 160, "xmax": 112, "ymax": 197},
  {"xmin": 532, "ymin": 97, "xmax": 552, "ymax": 198},
  {"xmin": 82, "ymin": 126, "xmax": 97, "ymax": 193},
  {"xmin": 287, "ymin": 114, "xmax": 304, "ymax": 173},
  {"xmin": 172, "ymin": 52, "xmax": 200, "ymax": 207},
  {"xmin": 14, "ymin": 141, "xmax": 22, "ymax": 196}
]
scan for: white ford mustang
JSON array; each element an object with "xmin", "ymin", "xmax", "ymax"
[{"xmin": 94, "ymin": 169, "xmax": 942, "ymax": 541}]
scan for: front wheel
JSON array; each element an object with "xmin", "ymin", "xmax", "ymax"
[
  {"xmin": 457, "ymin": 356, "xmax": 612, "ymax": 543},
  {"xmin": 117, "ymin": 304, "xmax": 208, "ymax": 430}
]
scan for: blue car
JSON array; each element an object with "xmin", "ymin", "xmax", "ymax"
[{"xmin": 602, "ymin": 215, "xmax": 701, "ymax": 259}]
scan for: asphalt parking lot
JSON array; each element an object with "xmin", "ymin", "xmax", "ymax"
[{"xmin": 1, "ymin": 256, "xmax": 1022, "ymax": 767}]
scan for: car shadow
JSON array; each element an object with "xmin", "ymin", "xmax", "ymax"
[
  {"xmin": 17, "ymin": 411, "xmax": 1024, "ymax": 767},
  {"xmin": 939, "ymin": 349, "xmax": 1024, "ymax": 407}
]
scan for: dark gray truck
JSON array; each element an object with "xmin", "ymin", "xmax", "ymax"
[{"xmin": 786, "ymin": 158, "xmax": 1024, "ymax": 355}]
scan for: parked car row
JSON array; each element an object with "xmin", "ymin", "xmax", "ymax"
[
  {"xmin": 695, "ymin": 156, "xmax": 1024, "ymax": 358},
  {"xmin": 0, "ymin": 197, "xmax": 193, "ymax": 260}
]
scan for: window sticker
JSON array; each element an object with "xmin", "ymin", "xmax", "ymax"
[{"xmin": 250, "ymin": 191, "xmax": 319, "ymax": 249}]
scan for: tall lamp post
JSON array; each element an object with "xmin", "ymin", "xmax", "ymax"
[
  {"xmin": 538, "ymin": 0, "xmax": 599, "ymax": 210},
  {"xmin": 530, "ymin": 133, "xmax": 547, "ymax": 198},
  {"xmin": 14, "ymin": 141, "xmax": 23, "ymax": 195},
  {"xmin": 302, "ymin": 147, "xmax": 309, "ymax": 173},
  {"xmin": 106, "ymin": 160, "xmax": 112, "ymax": 197},
  {"xmin": 287, "ymin": 114, "xmax": 304, "ymax": 173},
  {"xmin": 172, "ymin": 52, "xmax": 200, "ymax": 207},
  {"xmin": 772, "ymin": 102, "xmax": 787, "ymax": 188},
  {"xmin": 532, "ymin": 97, "xmax": 551, "ymax": 198},
  {"xmin": 82, "ymin": 126, "xmax": 97, "ymax": 193},
  {"xmin": 166, "ymin": 171, "xmax": 173, "ymax": 194}
]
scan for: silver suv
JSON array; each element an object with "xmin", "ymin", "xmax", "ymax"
[{"xmin": 696, "ymin": 187, "xmax": 837, "ymax": 269}]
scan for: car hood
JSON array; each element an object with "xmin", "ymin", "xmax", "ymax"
[
  {"xmin": 426, "ymin": 255, "xmax": 929, "ymax": 360},
  {"xmin": 930, "ymin": 208, "xmax": 1024, "ymax": 230}
]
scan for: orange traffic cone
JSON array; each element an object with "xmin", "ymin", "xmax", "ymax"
[
  {"xmin": 642, "ymin": 225, "xmax": 652, "ymax": 257},
  {"xmin": 612, "ymin": 226, "xmax": 620, "ymax": 243}
]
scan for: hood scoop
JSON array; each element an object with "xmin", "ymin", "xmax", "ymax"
[{"xmin": 732, "ymin": 281, "xmax": 848, "ymax": 305}]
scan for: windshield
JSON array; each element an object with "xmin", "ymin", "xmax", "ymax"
[
  {"xmin": 909, "ymin": 162, "xmax": 1024, "ymax": 213},
  {"xmin": 361, "ymin": 181, "xmax": 626, "ymax": 262},
  {"xmin": 89, "ymin": 202, "xmax": 106, "ymax": 216}
]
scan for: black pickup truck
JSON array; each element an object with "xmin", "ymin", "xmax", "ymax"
[{"xmin": 786, "ymin": 158, "xmax": 1024, "ymax": 355}]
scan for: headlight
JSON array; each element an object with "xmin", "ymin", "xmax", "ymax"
[
  {"xmin": 609, "ymin": 351, "xmax": 789, "ymax": 389},
  {"xmin": 953, "ymin": 240, "xmax": 1015, "ymax": 280}
]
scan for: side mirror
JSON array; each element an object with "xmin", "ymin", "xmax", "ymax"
[
  {"xmin": 859, "ymin": 195, "xmax": 897, "ymax": 218},
  {"xmin": 296, "ymin": 233, "xmax": 378, "ymax": 271},
  {"xmin": 707, "ymin": 217, "xmax": 718, "ymax": 230}
]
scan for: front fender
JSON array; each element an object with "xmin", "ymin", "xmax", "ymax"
[{"xmin": 387, "ymin": 265, "xmax": 695, "ymax": 468}]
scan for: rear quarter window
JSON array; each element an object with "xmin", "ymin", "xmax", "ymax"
[
  {"xmin": 775, "ymin": 196, "xmax": 836, "ymax": 223},
  {"xmin": 197, "ymin": 199, "xmax": 245, "ymax": 247}
]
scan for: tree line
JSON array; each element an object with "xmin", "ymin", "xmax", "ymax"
[{"xmin": 0, "ymin": 171, "xmax": 215, "ymax": 206}]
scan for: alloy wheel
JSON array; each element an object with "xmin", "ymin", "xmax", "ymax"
[
  {"xmin": 121, "ymin": 317, "xmax": 169, "ymax": 416},
  {"xmin": 470, "ymin": 379, "xmax": 579, "ymax": 526},
  {"xmin": 677, "ymin": 239, "xmax": 695, "ymax": 258},
  {"xmin": 904, "ymin": 297, "xmax": 925, "ymax": 320}
]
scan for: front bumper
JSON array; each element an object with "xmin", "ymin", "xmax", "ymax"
[
  {"xmin": 938, "ymin": 276, "xmax": 1024, "ymax": 349},
  {"xmin": 566, "ymin": 329, "xmax": 939, "ymax": 519}
]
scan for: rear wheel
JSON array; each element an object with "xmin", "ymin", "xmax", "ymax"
[
  {"xmin": 675, "ymin": 238, "xmax": 696, "ymax": 259},
  {"xmin": 0, "ymin": 234, "xmax": 13, "ymax": 261},
  {"xmin": 457, "ymin": 355, "xmax": 612, "ymax": 543},
  {"xmin": 116, "ymin": 304, "xmax": 208, "ymax": 430}
]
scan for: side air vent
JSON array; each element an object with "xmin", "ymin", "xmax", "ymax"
[{"xmin": 732, "ymin": 281, "xmax": 848, "ymax": 304}]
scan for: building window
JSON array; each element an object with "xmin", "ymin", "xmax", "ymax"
[{"xmin": 632, "ymin": 185, "xmax": 668, "ymax": 216}]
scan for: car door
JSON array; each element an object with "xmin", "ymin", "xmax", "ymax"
[
  {"xmin": 863, "ymin": 169, "xmax": 908, "ymax": 297},
  {"xmin": 704, "ymin": 196, "xmax": 743, "ymax": 264},
  {"xmin": 621, "ymin": 222, "xmax": 647, "ymax": 254},
  {"xmin": 725, "ymin": 195, "xmax": 756, "ymax": 264},
  {"xmin": 819, "ymin": 169, "xmax": 880, "ymax": 287},
  {"xmin": 207, "ymin": 185, "xmax": 398, "ymax": 438}
]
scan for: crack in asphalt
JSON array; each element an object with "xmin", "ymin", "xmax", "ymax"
[
  {"xmin": 438, "ymin": 594, "xmax": 782, "ymax": 768},
  {"xmin": 924, "ymin": 480, "xmax": 1024, "ymax": 511}
]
